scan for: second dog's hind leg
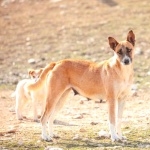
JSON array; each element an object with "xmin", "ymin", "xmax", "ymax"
[
  {"xmin": 15, "ymin": 95, "xmax": 27, "ymax": 120},
  {"xmin": 32, "ymin": 97, "xmax": 39, "ymax": 122}
]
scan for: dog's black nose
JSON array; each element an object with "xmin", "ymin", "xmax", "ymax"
[{"xmin": 124, "ymin": 59, "xmax": 129, "ymax": 65}]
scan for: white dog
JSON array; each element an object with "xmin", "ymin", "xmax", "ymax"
[{"xmin": 12, "ymin": 68, "xmax": 44, "ymax": 122}]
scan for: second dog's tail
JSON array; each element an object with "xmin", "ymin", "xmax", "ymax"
[{"xmin": 27, "ymin": 62, "xmax": 56, "ymax": 91}]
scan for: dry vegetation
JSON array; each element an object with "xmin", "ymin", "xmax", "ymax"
[{"xmin": 0, "ymin": 0, "xmax": 150, "ymax": 149}]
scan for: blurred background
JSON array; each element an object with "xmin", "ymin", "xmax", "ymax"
[{"xmin": 0, "ymin": 0, "xmax": 150, "ymax": 91}]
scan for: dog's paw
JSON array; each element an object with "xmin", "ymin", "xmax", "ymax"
[
  {"xmin": 52, "ymin": 134, "xmax": 60, "ymax": 139},
  {"xmin": 119, "ymin": 135, "xmax": 127, "ymax": 143},
  {"xmin": 111, "ymin": 134, "xmax": 122, "ymax": 142},
  {"xmin": 117, "ymin": 133, "xmax": 127, "ymax": 141},
  {"xmin": 111, "ymin": 135, "xmax": 127, "ymax": 143},
  {"xmin": 41, "ymin": 134, "xmax": 53, "ymax": 142}
]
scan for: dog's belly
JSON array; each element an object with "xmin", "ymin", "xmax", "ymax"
[{"xmin": 72, "ymin": 86, "xmax": 105, "ymax": 100}]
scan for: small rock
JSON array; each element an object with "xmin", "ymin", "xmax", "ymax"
[
  {"xmin": 4, "ymin": 134, "xmax": 12, "ymax": 137},
  {"xmin": 79, "ymin": 128, "xmax": 86, "ymax": 132},
  {"xmin": 98, "ymin": 130, "xmax": 110, "ymax": 139},
  {"xmin": 145, "ymin": 145, "xmax": 150, "ymax": 148},
  {"xmin": 7, "ymin": 127, "xmax": 17, "ymax": 134},
  {"xmin": 72, "ymin": 134, "xmax": 81, "ymax": 140},
  {"xmin": 95, "ymin": 99, "xmax": 105, "ymax": 103},
  {"xmin": 131, "ymin": 84, "xmax": 138, "ymax": 90},
  {"xmin": 36, "ymin": 140, "xmax": 41, "ymax": 143},
  {"xmin": 132, "ymin": 90, "xmax": 138, "ymax": 97},
  {"xmin": 79, "ymin": 100, "xmax": 84, "ymax": 104},
  {"xmin": 90, "ymin": 122, "xmax": 98, "ymax": 125},
  {"xmin": 26, "ymin": 37, "xmax": 30, "ymax": 41},
  {"xmin": 87, "ymin": 141, "xmax": 103, "ymax": 147},
  {"xmin": 72, "ymin": 114, "xmax": 83, "ymax": 119},
  {"xmin": 138, "ymin": 100, "xmax": 143, "ymax": 104},
  {"xmin": 28, "ymin": 58, "xmax": 36, "ymax": 64},
  {"xmin": 82, "ymin": 138, "xmax": 89, "ymax": 142}
]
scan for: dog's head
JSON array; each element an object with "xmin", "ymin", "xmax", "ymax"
[
  {"xmin": 28, "ymin": 68, "xmax": 43, "ymax": 80},
  {"xmin": 108, "ymin": 30, "xmax": 135, "ymax": 65}
]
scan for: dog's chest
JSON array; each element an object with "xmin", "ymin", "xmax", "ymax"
[
  {"xmin": 114, "ymin": 77, "xmax": 132, "ymax": 98},
  {"xmin": 115, "ymin": 80, "xmax": 130, "ymax": 89},
  {"xmin": 114, "ymin": 65, "xmax": 133, "ymax": 90}
]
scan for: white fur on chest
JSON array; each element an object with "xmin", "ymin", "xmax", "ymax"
[{"xmin": 114, "ymin": 80, "xmax": 132, "ymax": 99}]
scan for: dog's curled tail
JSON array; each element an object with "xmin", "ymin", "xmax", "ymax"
[{"xmin": 27, "ymin": 62, "xmax": 56, "ymax": 91}]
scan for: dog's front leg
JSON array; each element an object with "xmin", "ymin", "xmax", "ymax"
[
  {"xmin": 116, "ymin": 99, "xmax": 126, "ymax": 140},
  {"xmin": 108, "ymin": 99, "xmax": 120, "ymax": 142}
]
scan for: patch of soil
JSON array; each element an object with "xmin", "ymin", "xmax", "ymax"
[{"xmin": 0, "ymin": 90, "xmax": 150, "ymax": 145}]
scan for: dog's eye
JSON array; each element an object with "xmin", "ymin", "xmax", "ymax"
[
  {"xmin": 126, "ymin": 48, "xmax": 132, "ymax": 53},
  {"xmin": 117, "ymin": 49, "xmax": 123, "ymax": 55}
]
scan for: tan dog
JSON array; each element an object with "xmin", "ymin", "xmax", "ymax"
[
  {"xmin": 13, "ymin": 68, "xmax": 44, "ymax": 121},
  {"xmin": 28, "ymin": 30, "xmax": 135, "ymax": 142}
]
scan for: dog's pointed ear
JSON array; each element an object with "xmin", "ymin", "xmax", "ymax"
[
  {"xmin": 127, "ymin": 30, "xmax": 135, "ymax": 46},
  {"xmin": 108, "ymin": 37, "xmax": 119, "ymax": 51},
  {"xmin": 39, "ymin": 68, "xmax": 43, "ymax": 74},
  {"xmin": 28, "ymin": 69, "xmax": 34, "ymax": 76}
]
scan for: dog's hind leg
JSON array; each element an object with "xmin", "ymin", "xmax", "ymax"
[
  {"xmin": 40, "ymin": 97, "xmax": 58, "ymax": 141},
  {"xmin": 40, "ymin": 75, "xmax": 69, "ymax": 141},
  {"xmin": 33, "ymin": 99, "xmax": 39, "ymax": 122},
  {"xmin": 48, "ymin": 89, "xmax": 71, "ymax": 138},
  {"xmin": 41, "ymin": 92, "xmax": 67, "ymax": 141},
  {"xmin": 31, "ymin": 95, "xmax": 39, "ymax": 122},
  {"xmin": 15, "ymin": 95, "xmax": 27, "ymax": 120}
]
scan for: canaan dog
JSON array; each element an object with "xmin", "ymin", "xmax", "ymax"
[
  {"xmin": 13, "ymin": 68, "xmax": 44, "ymax": 121},
  {"xmin": 28, "ymin": 30, "xmax": 135, "ymax": 142}
]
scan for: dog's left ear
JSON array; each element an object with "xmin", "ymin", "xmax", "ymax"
[
  {"xmin": 28, "ymin": 69, "xmax": 34, "ymax": 76},
  {"xmin": 127, "ymin": 30, "xmax": 135, "ymax": 46},
  {"xmin": 39, "ymin": 68, "xmax": 43, "ymax": 75},
  {"xmin": 108, "ymin": 37, "xmax": 119, "ymax": 51}
]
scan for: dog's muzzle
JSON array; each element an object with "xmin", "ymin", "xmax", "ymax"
[
  {"xmin": 124, "ymin": 59, "xmax": 130, "ymax": 65},
  {"xmin": 122, "ymin": 56, "xmax": 131, "ymax": 65}
]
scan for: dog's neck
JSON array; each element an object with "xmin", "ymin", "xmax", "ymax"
[{"xmin": 109, "ymin": 54, "xmax": 133, "ymax": 82}]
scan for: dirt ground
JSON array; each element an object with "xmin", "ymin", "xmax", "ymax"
[
  {"xmin": 0, "ymin": 0, "xmax": 150, "ymax": 149},
  {"xmin": 0, "ymin": 89, "xmax": 150, "ymax": 149}
]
